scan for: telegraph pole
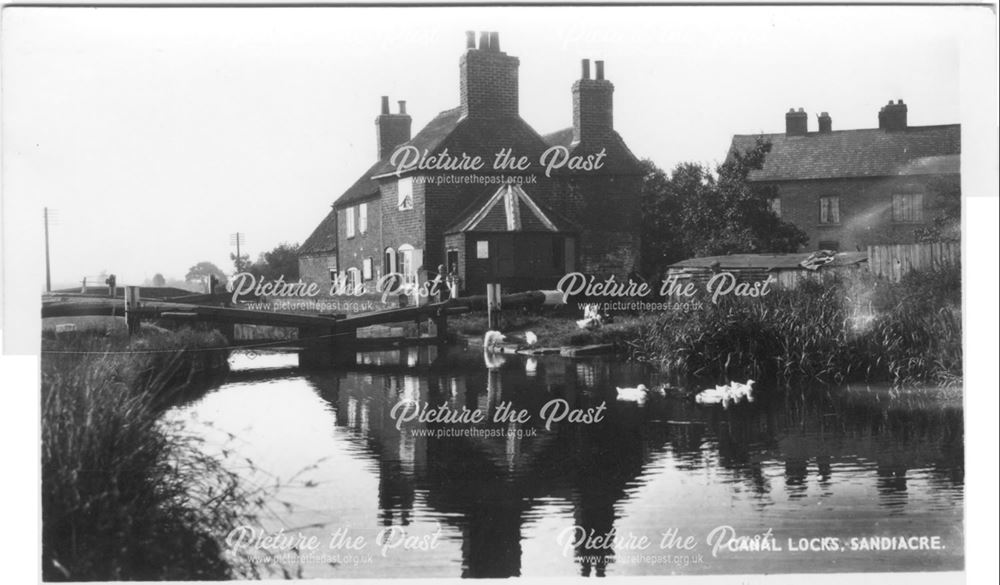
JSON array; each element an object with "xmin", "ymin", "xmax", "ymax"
[
  {"xmin": 44, "ymin": 207, "xmax": 52, "ymax": 292},
  {"xmin": 229, "ymin": 232, "xmax": 247, "ymax": 271}
]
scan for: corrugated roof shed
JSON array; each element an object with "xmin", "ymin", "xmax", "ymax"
[
  {"xmin": 729, "ymin": 125, "xmax": 960, "ymax": 182},
  {"xmin": 668, "ymin": 252, "xmax": 867, "ymax": 271}
]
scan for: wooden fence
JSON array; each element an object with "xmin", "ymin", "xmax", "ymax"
[{"xmin": 867, "ymin": 242, "xmax": 960, "ymax": 282}]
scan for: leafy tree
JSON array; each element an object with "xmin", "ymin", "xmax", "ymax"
[
  {"xmin": 230, "ymin": 252, "xmax": 252, "ymax": 275},
  {"xmin": 248, "ymin": 242, "xmax": 300, "ymax": 281},
  {"xmin": 639, "ymin": 138, "xmax": 808, "ymax": 277},
  {"xmin": 151, "ymin": 273, "xmax": 166, "ymax": 287},
  {"xmin": 185, "ymin": 261, "xmax": 227, "ymax": 290},
  {"xmin": 915, "ymin": 175, "xmax": 961, "ymax": 243}
]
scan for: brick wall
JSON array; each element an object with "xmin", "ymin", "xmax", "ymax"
[
  {"xmin": 298, "ymin": 253, "xmax": 337, "ymax": 293},
  {"xmin": 460, "ymin": 48, "xmax": 519, "ymax": 118},
  {"xmin": 573, "ymin": 79, "xmax": 614, "ymax": 143},
  {"xmin": 767, "ymin": 174, "xmax": 959, "ymax": 251},
  {"xmin": 380, "ymin": 177, "xmax": 426, "ymax": 264},
  {"xmin": 337, "ymin": 196, "xmax": 383, "ymax": 285}
]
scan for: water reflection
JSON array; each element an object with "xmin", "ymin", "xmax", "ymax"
[{"xmin": 168, "ymin": 348, "xmax": 964, "ymax": 578}]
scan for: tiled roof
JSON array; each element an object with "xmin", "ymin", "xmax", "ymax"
[
  {"xmin": 729, "ymin": 125, "xmax": 960, "ymax": 182},
  {"xmin": 298, "ymin": 207, "xmax": 338, "ymax": 255},
  {"xmin": 542, "ymin": 127, "xmax": 644, "ymax": 175},
  {"xmin": 370, "ymin": 111, "xmax": 552, "ymax": 179},
  {"xmin": 445, "ymin": 183, "xmax": 577, "ymax": 234}
]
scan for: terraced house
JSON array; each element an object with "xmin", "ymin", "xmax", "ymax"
[
  {"xmin": 728, "ymin": 100, "xmax": 960, "ymax": 252},
  {"xmin": 298, "ymin": 31, "xmax": 643, "ymax": 300}
]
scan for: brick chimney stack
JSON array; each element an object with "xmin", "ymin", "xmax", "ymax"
[
  {"xmin": 460, "ymin": 30, "xmax": 520, "ymax": 119},
  {"xmin": 572, "ymin": 58, "xmax": 614, "ymax": 144},
  {"xmin": 375, "ymin": 96, "xmax": 412, "ymax": 161},
  {"xmin": 817, "ymin": 112, "xmax": 832, "ymax": 133},
  {"xmin": 785, "ymin": 108, "xmax": 808, "ymax": 136},
  {"xmin": 878, "ymin": 99, "xmax": 908, "ymax": 131}
]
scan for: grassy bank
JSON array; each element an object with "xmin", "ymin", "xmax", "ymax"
[
  {"xmin": 455, "ymin": 267, "xmax": 961, "ymax": 386},
  {"xmin": 41, "ymin": 328, "xmax": 255, "ymax": 580},
  {"xmin": 634, "ymin": 267, "xmax": 962, "ymax": 385}
]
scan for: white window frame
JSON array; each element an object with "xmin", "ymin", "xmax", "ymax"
[
  {"xmin": 345, "ymin": 206, "xmax": 356, "ymax": 238},
  {"xmin": 398, "ymin": 178, "xmax": 414, "ymax": 211},
  {"xmin": 362, "ymin": 257, "xmax": 373, "ymax": 281},
  {"xmin": 359, "ymin": 203, "xmax": 368, "ymax": 234},
  {"xmin": 769, "ymin": 197, "xmax": 782, "ymax": 218},
  {"xmin": 476, "ymin": 240, "xmax": 490, "ymax": 259}
]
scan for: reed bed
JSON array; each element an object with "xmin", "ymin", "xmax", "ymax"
[
  {"xmin": 41, "ymin": 328, "xmax": 257, "ymax": 581},
  {"xmin": 632, "ymin": 266, "xmax": 962, "ymax": 385}
]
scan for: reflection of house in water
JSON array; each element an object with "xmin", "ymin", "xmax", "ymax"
[
  {"xmin": 302, "ymin": 352, "xmax": 962, "ymax": 577},
  {"xmin": 306, "ymin": 354, "xmax": 664, "ymax": 577}
]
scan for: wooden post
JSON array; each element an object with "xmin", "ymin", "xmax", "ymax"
[
  {"xmin": 487, "ymin": 283, "xmax": 502, "ymax": 330},
  {"xmin": 124, "ymin": 286, "xmax": 141, "ymax": 335}
]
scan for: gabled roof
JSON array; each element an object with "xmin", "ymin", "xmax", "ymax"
[
  {"xmin": 729, "ymin": 125, "xmax": 960, "ymax": 182},
  {"xmin": 298, "ymin": 207, "xmax": 338, "ymax": 256},
  {"xmin": 445, "ymin": 183, "xmax": 577, "ymax": 234}
]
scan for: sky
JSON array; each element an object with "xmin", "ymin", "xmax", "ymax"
[{"xmin": 0, "ymin": 5, "xmax": 975, "ymax": 289}]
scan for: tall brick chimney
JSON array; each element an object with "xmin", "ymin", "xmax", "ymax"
[
  {"xmin": 878, "ymin": 99, "xmax": 908, "ymax": 131},
  {"xmin": 817, "ymin": 111, "xmax": 832, "ymax": 133},
  {"xmin": 572, "ymin": 58, "xmax": 614, "ymax": 144},
  {"xmin": 460, "ymin": 31, "xmax": 520, "ymax": 119},
  {"xmin": 375, "ymin": 96, "xmax": 411, "ymax": 160},
  {"xmin": 785, "ymin": 108, "xmax": 808, "ymax": 136}
]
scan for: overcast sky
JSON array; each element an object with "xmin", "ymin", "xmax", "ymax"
[{"xmin": 1, "ymin": 5, "xmax": 976, "ymax": 287}]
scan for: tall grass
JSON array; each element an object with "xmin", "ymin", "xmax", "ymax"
[
  {"xmin": 41, "ymin": 328, "xmax": 257, "ymax": 581},
  {"xmin": 634, "ymin": 266, "xmax": 962, "ymax": 385}
]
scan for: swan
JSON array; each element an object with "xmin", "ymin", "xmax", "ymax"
[
  {"xmin": 616, "ymin": 384, "xmax": 652, "ymax": 403},
  {"xmin": 524, "ymin": 331, "xmax": 538, "ymax": 346},
  {"xmin": 483, "ymin": 330, "xmax": 506, "ymax": 351}
]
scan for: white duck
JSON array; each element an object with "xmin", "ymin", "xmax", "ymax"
[
  {"xmin": 694, "ymin": 380, "xmax": 756, "ymax": 408},
  {"xmin": 615, "ymin": 384, "xmax": 666, "ymax": 403}
]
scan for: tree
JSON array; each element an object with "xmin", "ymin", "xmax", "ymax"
[
  {"xmin": 248, "ymin": 242, "xmax": 301, "ymax": 281},
  {"xmin": 915, "ymin": 175, "xmax": 961, "ymax": 243},
  {"xmin": 230, "ymin": 252, "xmax": 252, "ymax": 275},
  {"xmin": 639, "ymin": 138, "xmax": 808, "ymax": 277},
  {"xmin": 151, "ymin": 273, "xmax": 166, "ymax": 287},
  {"xmin": 185, "ymin": 261, "xmax": 227, "ymax": 290}
]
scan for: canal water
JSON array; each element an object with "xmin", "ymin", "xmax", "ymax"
[{"xmin": 163, "ymin": 347, "xmax": 964, "ymax": 578}]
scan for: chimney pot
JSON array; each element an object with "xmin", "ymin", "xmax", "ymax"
[
  {"xmin": 478, "ymin": 31, "xmax": 489, "ymax": 50},
  {"xmin": 465, "ymin": 31, "xmax": 476, "ymax": 49},
  {"xmin": 489, "ymin": 31, "xmax": 500, "ymax": 51},
  {"xmin": 785, "ymin": 108, "xmax": 808, "ymax": 136},
  {"xmin": 581, "ymin": 59, "xmax": 591, "ymax": 80},
  {"xmin": 817, "ymin": 112, "xmax": 832, "ymax": 133},
  {"xmin": 879, "ymin": 98, "xmax": 908, "ymax": 131},
  {"xmin": 398, "ymin": 100, "xmax": 407, "ymax": 115},
  {"xmin": 380, "ymin": 96, "xmax": 390, "ymax": 115},
  {"xmin": 595, "ymin": 60, "xmax": 605, "ymax": 80}
]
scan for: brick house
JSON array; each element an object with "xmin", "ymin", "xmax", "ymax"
[
  {"xmin": 298, "ymin": 31, "xmax": 643, "ymax": 300},
  {"xmin": 727, "ymin": 101, "xmax": 960, "ymax": 252}
]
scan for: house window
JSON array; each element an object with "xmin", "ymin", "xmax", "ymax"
[
  {"xmin": 892, "ymin": 193, "xmax": 924, "ymax": 222},
  {"xmin": 328, "ymin": 259, "xmax": 338, "ymax": 283},
  {"xmin": 362, "ymin": 257, "xmax": 373, "ymax": 281},
  {"xmin": 345, "ymin": 268, "xmax": 362, "ymax": 293},
  {"xmin": 359, "ymin": 203, "xmax": 368, "ymax": 234},
  {"xmin": 397, "ymin": 245, "xmax": 416, "ymax": 285},
  {"xmin": 398, "ymin": 178, "xmax": 414, "ymax": 210},
  {"xmin": 819, "ymin": 196, "xmax": 840, "ymax": 224},
  {"xmin": 446, "ymin": 249, "xmax": 459, "ymax": 276},
  {"xmin": 769, "ymin": 197, "xmax": 782, "ymax": 218},
  {"xmin": 476, "ymin": 240, "xmax": 490, "ymax": 259},
  {"xmin": 346, "ymin": 206, "xmax": 356, "ymax": 238}
]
